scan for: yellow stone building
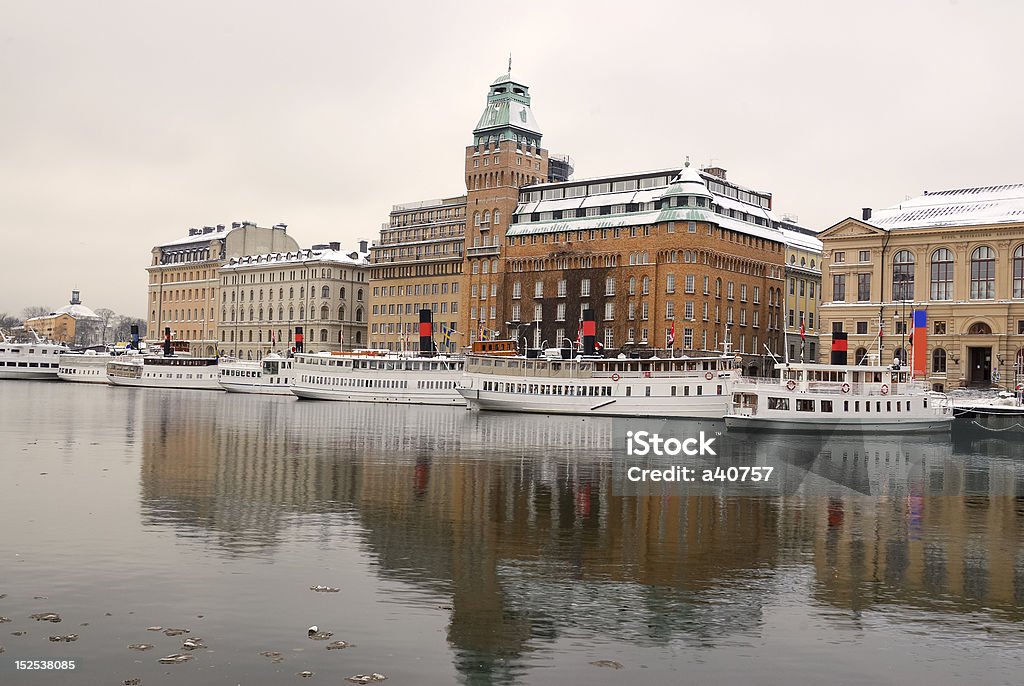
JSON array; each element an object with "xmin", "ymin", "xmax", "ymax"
[
  {"xmin": 819, "ymin": 183, "xmax": 1024, "ymax": 389},
  {"xmin": 24, "ymin": 290, "xmax": 104, "ymax": 346},
  {"xmin": 147, "ymin": 222, "xmax": 298, "ymax": 356}
]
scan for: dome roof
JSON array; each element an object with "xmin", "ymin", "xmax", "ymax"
[
  {"xmin": 54, "ymin": 303, "xmax": 99, "ymax": 319},
  {"xmin": 660, "ymin": 158, "xmax": 713, "ymax": 201}
]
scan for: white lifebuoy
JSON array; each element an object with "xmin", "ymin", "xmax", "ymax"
[
  {"xmin": 1016, "ymin": 384, "xmax": 1024, "ymax": 392},
  {"xmin": 786, "ymin": 379, "xmax": 796, "ymax": 391},
  {"xmin": 841, "ymin": 383, "xmax": 850, "ymax": 394},
  {"xmin": 611, "ymin": 373, "xmax": 621, "ymax": 382},
  {"xmin": 705, "ymin": 371, "xmax": 714, "ymax": 380},
  {"xmin": 880, "ymin": 384, "xmax": 889, "ymax": 395}
]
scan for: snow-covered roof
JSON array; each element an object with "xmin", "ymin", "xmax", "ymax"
[
  {"xmin": 158, "ymin": 228, "xmax": 228, "ymax": 248},
  {"xmin": 868, "ymin": 183, "xmax": 1024, "ymax": 230},
  {"xmin": 780, "ymin": 227, "xmax": 823, "ymax": 252},
  {"xmin": 25, "ymin": 303, "xmax": 100, "ymax": 322},
  {"xmin": 221, "ymin": 246, "xmax": 370, "ymax": 270}
]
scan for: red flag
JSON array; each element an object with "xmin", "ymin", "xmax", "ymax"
[
  {"xmin": 576, "ymin": 322, "xmax": 582, "ymax": 344},
  {"xmin": 799, "ymin": 316, "xmax": 805, "ymax": 341},
  {"xmin": 908, "ymin": 330, "xmax": 914, "ymax": 346},
  {"xmin": 668, "ymin": 321, "xmax": 675, "ymax": 347}
]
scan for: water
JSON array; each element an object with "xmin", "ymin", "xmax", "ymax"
[{"xmin": 1, "ymin": 382, "xmax": 1023, "ymax": 685}]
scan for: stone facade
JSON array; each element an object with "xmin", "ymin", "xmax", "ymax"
[
  {"xmin": 24, "ymin": 290, "xmax": 103, "ymax": 347},
  {"xmin": 218, "ymin": 242, "xmax": 370, "ymax": 359},
  {"xmin": 368, "ymin": 197, "xmax": 465, "ymax": 352},
  {"xmin": 818, "ymin": 184, "xmax": 1024, "ymax": 390},
  {"xmin": 147, "ymin": 222, "xmax": 298, "ymax": 356}
]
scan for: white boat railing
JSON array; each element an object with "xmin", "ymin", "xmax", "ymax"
[{"xmin": 732, "ymin": 377, "xmax": 933, "ymax": 396}]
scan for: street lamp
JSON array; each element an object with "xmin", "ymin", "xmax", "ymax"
[{"xmin": 893, "ymin": 272, "xmax": 911, "ymax": 367}]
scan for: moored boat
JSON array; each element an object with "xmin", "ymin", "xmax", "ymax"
[
  {"xmin": 725, "ymin": 362, "xmax": 953, "ymax": 432},
  {"xmin": 107, "ymin": 355, "xmax": 222, "ymax": 390},
  {"xmin": 218, "ymin": 353, "xmax": 295, "ymax": 395},
  {"xmin": 458, "ymin": 352, "xmax": 739, "ymax": 418},
  {"xmin": 290, "ymin": 350, "xmax": 465, "ymax": 405},
  {"xmin": 0, "ymin": 332, "xmax": 67, "ymax": 380},
  {"xmin": 58, "ymin": 350, "xmax": 116, "ymax": 384}
]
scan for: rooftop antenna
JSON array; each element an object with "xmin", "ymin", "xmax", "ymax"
[{"xmin": 508, "ymin": 53, "xmax": 512, "ymax": 73}]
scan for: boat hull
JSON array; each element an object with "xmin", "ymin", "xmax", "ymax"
[
  {"xmin": 291, "ymin": 386, "xmax": 463, "ymax": 405},
  {"xmin": 724, "ymin": 415, "xmax": 952, "ymax": 432},
  {"xmin": 460, "ymin": 388, "xmax": 729, "ymax": 418},
  {"xmin": 0, "ymin": 369, "xmax": 59, "ymax": 380},
  {"xmin": 220, "ymin": 380, "xmax": 294, "ymax": 395},
  {"xmin": 107, "ymin": 375, "xmax": 222, "ymax": 390}
]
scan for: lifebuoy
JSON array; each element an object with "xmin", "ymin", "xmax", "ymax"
[
  {"xmin": 611, "ymin": 373, "xmax": 621, "ymax": 382},
  {"xmin": 841, "ymin": 383, "xmax": 850, "ymax": 394},
  {"xmin": 1016, "ymin": 384, "xmax": 1024, "ymax": 392},
  {"xmin": 643, "ymin": 371, "xmax": 652, "ymax": 378},
  {"xmin": 880, "ymin": 384, "xmax": 889, "ymax": 395},
  {"xmin": 704, "ymin": 371, "xmax": 714, "ymax": 380},
  {"xmin": 786, "ymin": 379, "xmax": 796, "ymax": 391}
]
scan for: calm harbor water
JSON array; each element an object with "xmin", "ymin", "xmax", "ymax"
[{"xmin": 1, "ymin": 381, "xmax": 1023, "ymax": 685}]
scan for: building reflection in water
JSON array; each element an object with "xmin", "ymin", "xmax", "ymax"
[{"xmin": 139, "ymin": 393, "xmax": 1024, "ymax": 681}]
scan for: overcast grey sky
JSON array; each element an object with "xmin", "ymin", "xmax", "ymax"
[{"xmin": 2, "ymin": 0, "xmax": 1021, "ymax": 317}]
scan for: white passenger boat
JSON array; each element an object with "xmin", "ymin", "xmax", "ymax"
[
  {"xmin": 58, "ymin": 350, "xmax": 115, "ymax": 383},
  {"xmin": 218, "ymin": 353, "xmax": 295, "ymax": 395},
  {"xmin": 290, "ymin": 351, "xmax": 465, "ymax": 405},
  {"xmin": 458, "ymin": 353, "xmax": 740, "ymax": 418},
  {"xmin": 0, "ymin": 332, "xmax": 67, "ymax": 380},
  {"xmin": 107, "ymin": 355, "xmax": 222, "ymax": 390},
  {"xmin": 725, "ymin": 362, "xmax": 953, "ymax": 432}
]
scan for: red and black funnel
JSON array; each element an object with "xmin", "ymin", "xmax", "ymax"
[
  {"xmin": 830, "ymin": 331, "xmax": 848, "ymax": 365},
  {"xmin": 582, "ymin": 309, "xmax": 596, "ymax": 356},
  {"xmin": 294, "ymin": 326, "xmax": 304, "ymax": 353},
  {"xmin": 419, "ymin": 309, "xmax": 434, "ymax": 357},
  {"xmin": 163, "ymin": 327, "xmax": 172, "ymax": 357}
]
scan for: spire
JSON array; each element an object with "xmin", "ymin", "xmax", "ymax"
[
  {"xmin": 508, "ymin": 53, "xmax": 512, "ymax": 74},
  {"xmin": 474, "ymin": 70, "xmax": 542, "ymax": 143},
  {"xmin": 660, "ymin": 155, "xmax": 713, "ymax": 201}
]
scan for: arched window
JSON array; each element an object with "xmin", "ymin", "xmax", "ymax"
[
  {"xmin": 967, "ymin": 321, "xmax": 991, "ymax": 335},
  {"xmin": 473, "ymin": 211, "xmax": 480, "ymax": 226},
  {"xmin": 1013, "ymin": 245, "xmax": 1024, "ymax": 298},
  {"xmin": 355, "ymin": 331, "xmax": 362, "ymax": 345},
  {"xmin": 321, "ymin": 286, "xmax": 330, "ymax": 298},
  {"xmin": 278, "ymin": 307, "xmax": 284, "ymax": 320},
  {"xmin": 893, "ymin": 347, "xmax": 907, "ymax": 366},
  {"xmin": 248, "ymin": 330, "xmax": 253, "ymax": 342},
  {"xmin": 482, "ymin": 210, "xmax": 490, "ymax": 224},
  {"xmin": 268, "ymin": 308, "xmax": 273, "ymax": 321},
  {"xmin": 932, "ymin": 348, "xmax": 946, "ymax": 373},
  {"xmin": 855, "ymin": 347, "xmax": 868, "ymax": 364},
  {"xmin": 258, "ymin": 307, "xmax": 263, "ymax": 320},
  {"xmin": 629, "ymin": 277, "xmax": 636, "ymax": 295},
  {"xmin": 715, "ymin": 278, "xmax": 722, "ymax": 297},
  {"xmin": 320, "ymin": 305, "xmax": 330, "ymax": 320},
  {"xmin": 930, "ymin": 248, "xmax": 953, "ymax": 300},
  {"xmin": 357, "ymin": 289, "xmax": 363, "ymax": 301},
  {"xmin": 338, "ymin": 306, "xmax": 345, "ymax": 320},
  {"xmin": 493, "ymin": 209, "xmax": 501, "ymax": 225},
  {"xmin": 320, "ymin": 329, "xmax": 328, "ymax": 342},
  {"xmin": 288, "ymin": 307, "xmax": 294, "ymax": 320},
  {"xmin": 892, "ymin": 250, "xmax": 915, "ymax": 300},
  {"xmin": 970, "ymin": 246, "xmax": 995, "ymax": 299},
  {"xmin": 310, "ymin": 306, "xmax": 316, "ymax": 319},
  {"xmin": 340, "ymin": 287, "xmax": 346, "ymax": 299},
  {"xmin": 249, "ymin": 307, "xmax": 254, "ymax": 321},
  {"xmin": 355, "ymin": 307, "xmax": 363, "ymax": 322}
]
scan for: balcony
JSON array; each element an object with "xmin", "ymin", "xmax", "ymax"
[{"xmin": 467, "ymin": 245, "xmax": 500, "ymax": 257}]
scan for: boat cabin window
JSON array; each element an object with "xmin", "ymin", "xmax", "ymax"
[
  {"xmin": 821, "ymin": 400, "xmax": 833, "ymax": 412},
  {"xmin": 768, "ymin": 397, "xmax": 789, "ymax": 411},
  {"xmin": 796, "ymin": 399, "xmax": 814, "ymax": 412}
]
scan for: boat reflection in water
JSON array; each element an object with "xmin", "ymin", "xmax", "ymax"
[{"xmin": 137, "ymin": 394, "xmax": 1024, "ymax": 683}]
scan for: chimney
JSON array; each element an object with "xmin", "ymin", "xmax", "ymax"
[
  {"xmin": 216, "ymin": 224, "xmax": 225, "ymax": 230},
  {"xmin": 703, "ymin": 166, "xmax": 728, "ymax": 180},
  {"xmin": 582, "ymin": 309, "xmax": 596, "ymax": 356},
  {"xmin": 188, "ymin": 228, "xmax": 199, "ymax": 236},
  {"xmin": 419, "ymin": 309, "xmax": 435, "ymax": 357},
  {"xmin": 130, "ymin": 325, "xmax": 139, "ymax": 350},
  {"xmin": 202, "ymin": 226, "xmax": 214, "ymax": 234},
  {"xmin": 862, "ymin": 207, "xmax": 872, "ymax": 221},
  {"xmin": 329, "ymin": 241, "xmax": 340, "ymax": 251},
  {"xmin": 231, "ymin": 222, "xmax": 241, "ymax": 229},
  {"xmin": 359, "ymin": 240, "xmax": 368, "ymax": 253}
]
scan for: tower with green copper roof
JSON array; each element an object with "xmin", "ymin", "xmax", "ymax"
[{"xmin": 472, "ymin": 71, "xmax": 543, "ymax": 148}]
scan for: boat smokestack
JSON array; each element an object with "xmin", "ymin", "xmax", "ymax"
[
  {"xmin": 830, "ymin": 331, "xmax": 848, "ymax": 365},
  {"xmin": 419, "ymin": 309, "xmax": 434, "ymax": 357},
  {"xmin": 294, "ymin": 326, "xmax": 304, "ymax": 354},
  {"xmin": 131, "ymin": 325, "xmax": 139, "ymax": 350},
  {"xmin": 163, "ymin": 327, "xmax": 172, "ymax": 357},
  {"xmin": 582, "ymin": 309, "xmax": 596, "ymax": 356}
]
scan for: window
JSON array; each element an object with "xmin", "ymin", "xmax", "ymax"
[
  {"xmin": 557, "ymin": 280, "xmax": 566, "ymax": 297},
  {"xmin": 556, "ymin": 303, "xmax": 566, "ymax": 321},
  {"xmin": 604, "ymin": 302, "xmax": 614, "ymax": 320},
  {"xmin": 534, "ymin": 304, "xmax": 542, "ymax": 321},
  {"xmin": 833, "ymin": 251, "xmax": 845, "ymax": 263},
  {"xmin": 513, "ymin": 282, "xmax": 522, "ymax": 299},
  {"xmin": 684, "ymin": 302, "xmax": 694, "ymax": 320},
  {"xmin": 932, "ymin": 348, "xmax": 946, "ymax": 373},
  {"xmin": 856, "ymin": 321, "xmax": 867, "ymax": 335},
  {"xmin": 581, "ymin": 279, "xmax": 591, "ymax": 296},
  {"xmin": 892, "ymin": 250, "xmax": 915, "ymax": 300},
  {"xmin": 930, "ymin": 248, "xmax": 954, "ymax": 300},
  {"xmin": 857, "ymin": 273, "xmax": 871, "ymax": 301},
  {"xmin": 628, "ymin": 277, "xmax": 636, "ymax": 295},
  {"xmin": 666, "ymin": 301, "xmax": 675, "ymax": 319},
  {"xmin": 641, "ymin": 277, "xmax": 649, "ymax": 295},
  {"xmin": 534, "ymin": 281, "xmax": 543, "ymax": 298},
  {"xmin": 666, "ymin": 274, "xmax": 675, "ymax": 293},
  {"xmin": 605, "ymin": 277, "xmax": 616, "ymax": 295},
  {"xmin": 832, "ymin": 274, "xmax": 846, "ymax": 301},
  {"xmin": 970, "ymin": 246, "xmax": 995, "ymax": 299},
  {"xmin": 1014, "ymin": 245, "xmax": 1024, "ymax": 298},
  {"xmin": 859, "ymin": 250, "xmax": 870, "ymax": 262}
]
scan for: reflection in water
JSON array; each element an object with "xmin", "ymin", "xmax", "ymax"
[{"xmin": 134, "ymin": 392, "xmax": 1024, "ymax": 682}]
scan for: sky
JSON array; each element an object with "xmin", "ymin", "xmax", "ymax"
[{"xmin": 2, "ymin": 0, "xmax": 1022, "ymax": 318}]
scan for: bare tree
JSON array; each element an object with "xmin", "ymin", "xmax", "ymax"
[
  {"xmin": 0, "ymin": 313, "xmax": 21, "ymax": 329},
  {"xmin": 95, "ymin": 308, "xmax": 117, "ymax": 344},
  {"xmin": 112, "ymin": 316, "xmax": 147, "ymax": 343},
  {"xmin": 22, "ymin": 305, "xmax": 51, "ymax": 320}
]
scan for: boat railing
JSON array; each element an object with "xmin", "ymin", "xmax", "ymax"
[{"xmin": 733, "ymin": 377, "xmax": 933, "ymax": 396}]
